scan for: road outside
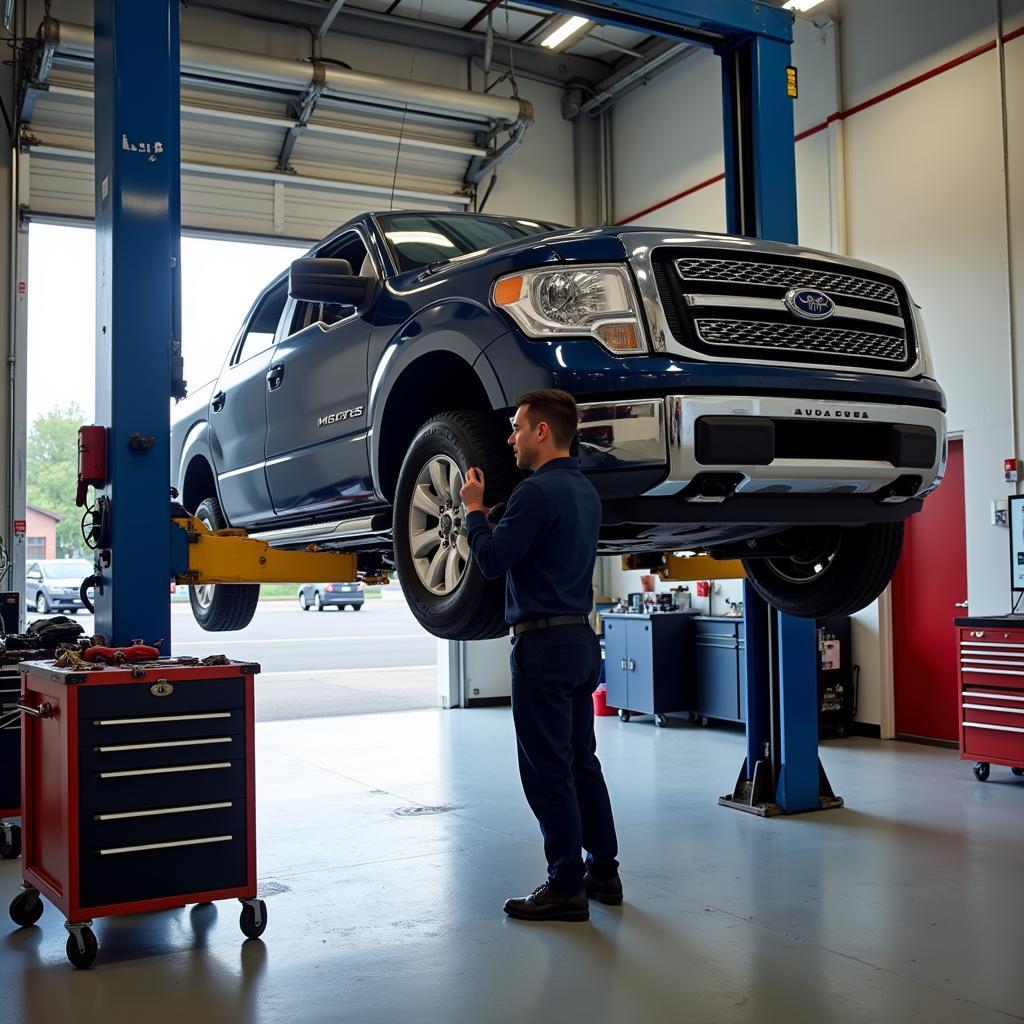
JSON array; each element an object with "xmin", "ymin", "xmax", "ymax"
[{"xmin": 27, "ymin": 586, "xmax": 439, "ymax": 722}]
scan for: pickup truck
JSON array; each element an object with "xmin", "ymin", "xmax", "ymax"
[{"xmin": 170, "ymin": 211, "xmax": 947, "ymax": 640}]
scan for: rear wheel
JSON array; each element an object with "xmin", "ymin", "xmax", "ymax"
[
  {"xmin": 741, "ymin": 523, "xmax": 904, "ymax": 619},
  {"xmin": 188, "ymin": 496, "xmax": 261, "ymax": 631},
  {"xmin": 313, "ymin": 592, "xmax": 324, "ymax": 611},
  {"xmin": 298, "ymin": 591, "xmax": 308, "ymax": 610},
  {"xmin": 35, "ymin": 593, "xmax": 48, "ymax": 614},
  {"xmin": 394, "ymin": 412, "xmax": 515, "ymax": 641}
]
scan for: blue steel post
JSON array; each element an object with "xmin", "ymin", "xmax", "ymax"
[
  {"xmin": 93, "ymin": 0, "xmax": 179, "ymax": 650},
  {"xmin": 741, "ymin": 581, "xmax": 772, "ymax": 780},
  {"xmin": 774, "ymin": 613, "xmax": 824, "ymax": 813}
]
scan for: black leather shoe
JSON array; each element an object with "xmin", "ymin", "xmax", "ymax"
[
  {"xmin": 503, "ymin": 882, "xmax": 589, "ymax": 922},
  {"xmin": 584, "ymin": 868, "xmax": 623, "ymax": 906}
]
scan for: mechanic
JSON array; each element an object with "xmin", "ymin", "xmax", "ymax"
[{"xmin": 460, "ymin": 388, "xmax": 621, "ymax": 923}]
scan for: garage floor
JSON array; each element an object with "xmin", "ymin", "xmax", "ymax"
[{"xmin": 2, "ymin": 707, "xmax": 1022, "ymax": 1024}]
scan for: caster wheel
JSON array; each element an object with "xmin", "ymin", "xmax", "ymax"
[
  {"xmin": 687, "ymin": 711, "xmax": 699, "ymax": 724},
  {"xmin": 0, "ymin": 824, "xmax": 21, "ymax": 860},
  {"xmin": 617, "ymin": 709, "xmax": 631, "ymax": 723},
  {"xmin": 65, "ymin": 926, "xmax": 98, "ymax": 969},
  {"xmin": 1012, "ymin": 767, "xmax": 1024, "ymax": 777},
  {"xmin": 833, "ymin": 724, "xmax": 848, "ymax": 739},
  {"xmin": 700, "ymin": 716, "xmax": 709, "ymax": 728},
  {"xmin": 9, "ymin": 889, "xmax": 43, "ymax": 928},
  {"xmin": 654, "ymin": 714, "xmax": 669, "ymax": 728},
  {"xmin": 973, "ymin": 762, "xmax": 990, "ymax": 782},
  {"xmin": 239, "ymin": 900, "xmax": 267, "ymax": 940}
]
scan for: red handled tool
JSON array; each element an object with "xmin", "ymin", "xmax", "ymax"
[{"xmin": 82, "ymin": 642, "xmax": 160, "ymax": 665}]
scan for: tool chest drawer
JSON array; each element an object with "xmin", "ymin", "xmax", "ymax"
[
  {"xmin": 79, "ymin": 797, "xmax": 247, "ymax": 851},
  {"xmin": 79, "ymin": 731, "xmax": 245, "ymax": 772},
  {"xmin": 77, "ymin": 677, "xmax": 246, "ymax": 718},
  {"xmin": 78, "ymin": 832, "xmax": 248, "ymax": 909},
  {"xmin": 77, "ymin": 758, "xmax": 247, "ymax": 815},
  {"xmin": 958, "ymin": 632, "xmax": 1024, "ymax": 691},
  {"xmin": 78, "ymin": 707, "xmax": 245, "ymax": 745}
]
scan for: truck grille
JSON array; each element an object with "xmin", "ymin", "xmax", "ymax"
[{"xmin": 652, "ymin": 251, "xmax": 916, "ymax": 373}]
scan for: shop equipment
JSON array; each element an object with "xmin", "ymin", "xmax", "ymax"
[{"xmin": 8, "ymin": 657, "xmax": 264, "ymax": 968}]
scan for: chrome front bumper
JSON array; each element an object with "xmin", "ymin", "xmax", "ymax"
[{"xmin": 647, "ymin": 394, "xmax": 946, "ymax": 499}]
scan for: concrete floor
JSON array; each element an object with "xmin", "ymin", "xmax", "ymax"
[{"xmin": 2, "ymin": 708, "xmax": 1023, "ymax": 1024}]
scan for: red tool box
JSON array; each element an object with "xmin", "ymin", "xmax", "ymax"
[
  {"xmin": 7, "ymin": 658, "xmax": 266, "ymax": 968},
  {"xmin": 956, "ymin": 621, "xmax": 1024, "ymax": 783}
]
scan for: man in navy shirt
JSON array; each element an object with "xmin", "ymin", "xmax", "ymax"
[{"xmin": 460, "ymin": 389, "xmax": 620, "ymax": 922}]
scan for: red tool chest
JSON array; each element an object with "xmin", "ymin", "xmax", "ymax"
[
  {"xmin": 956, "ymin": 620, "xmax": 1024, "ymax": 783},
  {"xmin": 7, "ymin": 658, "xmax": 267, "ymax": 967}
]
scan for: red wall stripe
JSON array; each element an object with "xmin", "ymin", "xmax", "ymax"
[{"xmin": 616, "ymin": 24, "xmax": 1024, "ymax": 225}]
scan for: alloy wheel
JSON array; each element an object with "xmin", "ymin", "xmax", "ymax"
[{"xmin": 407, "ymin": 454, "xmax": 470, "ymax": 596}]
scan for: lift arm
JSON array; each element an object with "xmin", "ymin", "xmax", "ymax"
[{"xmin": 622, "ymin": 552, "xmax": 746, "ymax": 582}]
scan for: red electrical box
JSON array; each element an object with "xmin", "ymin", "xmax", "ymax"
[
  {"xmin": 10, "ymin": 658, "xmax": 266, "ymax": 967},
  {"xmin": 76, "ymin": 425, "xmax": 108, "ymax": 507}
]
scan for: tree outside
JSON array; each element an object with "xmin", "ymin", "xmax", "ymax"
[{"xmin": 27, "ymin": 403, "xmax": 88, "ymax": 558}]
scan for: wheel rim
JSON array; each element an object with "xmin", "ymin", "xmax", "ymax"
[
  {"xmin": 407, "ymin": 454, "xmax": 470, "ymax": 597},
  {"xmin": 36, "ymin": 595, "xmax": 45, "ymax": 613},
  {"xmin": 193, "ymin": 513, "xmax": 216, "ymax": 609}
]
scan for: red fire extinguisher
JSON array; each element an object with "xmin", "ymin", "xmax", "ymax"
[{"xmin": 76, "ymin": 425, "xmax": 108, "ymax": 507}]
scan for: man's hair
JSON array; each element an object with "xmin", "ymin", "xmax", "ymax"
[{"xmin": 515, "ymin": 389, "xmax": 579, "ymax": 448}]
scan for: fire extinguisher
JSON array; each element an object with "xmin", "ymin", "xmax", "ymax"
[{"xmin": 76, "ymin": 425, "xmax": 108, "ymax": 507}]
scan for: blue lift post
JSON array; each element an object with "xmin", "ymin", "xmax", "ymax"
[{"xmin": 93, "ymin": 0, "xmax": 180, "ymax": 652}]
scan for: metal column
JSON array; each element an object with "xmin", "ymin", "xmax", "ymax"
[{"xmin": 92, "ymin": 0, "xmax": 180, "ymax": 650}]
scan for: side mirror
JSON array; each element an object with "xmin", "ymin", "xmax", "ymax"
[{"xmin": 289, "ymin": 258, "xmax": 373, "ymax": 307}]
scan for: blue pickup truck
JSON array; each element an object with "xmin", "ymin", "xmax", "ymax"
[{"xmin": 170, "ymin": 211, "xmax": 947, "ymax": 640}]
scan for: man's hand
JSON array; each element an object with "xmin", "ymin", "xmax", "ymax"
[{"xmin": 460, "ymin": 467, "xmax": 487, "ymax": 516}]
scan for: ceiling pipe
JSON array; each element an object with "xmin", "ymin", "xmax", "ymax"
[{"xmin": 52, "ymin": 19, "xmax": 533, "ymax": 129}]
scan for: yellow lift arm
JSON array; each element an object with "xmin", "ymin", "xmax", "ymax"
[
  {"xmin": 622, "ymin": 552, "xmax": 746, "ymax": 582},
  {"xmin": 170, "ymin": 512, "xmax": 389, "ymax": 586}
]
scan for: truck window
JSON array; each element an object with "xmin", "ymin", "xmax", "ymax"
[{"xmin": 235, "ymin": 279, "xmax": 288, "ymax": 364}]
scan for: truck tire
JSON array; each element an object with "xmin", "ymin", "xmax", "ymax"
[
  {"xmin": 188, "ymin": 496, "xmax": 261, "ymax": 631},
  {"xmin": 741, "ymin": 522, "xmax": 903, "ymax": 618},
  {"xmin": 394, "ymin": 413, "xmax": 515, "ymax": 641}
]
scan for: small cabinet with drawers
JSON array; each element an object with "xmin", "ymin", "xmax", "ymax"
[
  {"xmin": 694, "ymin": 618, "xmax": 744, "ymax": 724},
  {"xmin": 955, "ymin": 618, "xmax": 1024, "ymax": 781},
  {"xmin": 603, "ymin": 613, "xmax": 693, "ymax": 722}
]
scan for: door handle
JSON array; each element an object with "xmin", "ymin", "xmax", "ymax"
[
  {"xmin": 620, "ymin": 659, "xmax": 627, "ymax": 671},
  {"xmin": 211, "ymin": 391, "xmax": 226, "ymax": 413},
  {"xmin": 955, "ymin": 600, "xmax": 969, "ymax": 609},
  {"xmin": 266, "ymin": 365, "xmax": 285, "ymax": 391},
  {"xmin": 627, "ymin": 659, "xmax": 636, "ymax": 672}
]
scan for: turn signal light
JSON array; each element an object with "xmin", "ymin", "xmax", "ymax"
[
  {"xmin": 595, "ymin": 323, "xmax": 641, "ymax": 352},
  {"xmin": 493, "ymin": 275, "xmax": 524, "ymax": 306}
]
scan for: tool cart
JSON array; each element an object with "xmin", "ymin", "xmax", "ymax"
[{"xmin": 8, "ymin": 657, "xmax": 266, "ymax": 968}]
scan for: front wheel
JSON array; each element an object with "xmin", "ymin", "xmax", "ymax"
[
  {"xmin": 188, "ymin": 497, "xmax": 261, "ymax": 631},
  {"xmin": 393, "ymin": 412, "xmax": 515, "ymax": 641},
  {"xmin": 35, "ymin": 593, "xmax": 48, "ymax": 615},
  {"xmin": 741, "ymin": 523, "xmax": 904, "ymax": 619}
]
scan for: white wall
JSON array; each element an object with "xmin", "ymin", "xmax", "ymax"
[{"xmin": 610, "ymin": 1, "xmax": 1024, "ymax": 725}]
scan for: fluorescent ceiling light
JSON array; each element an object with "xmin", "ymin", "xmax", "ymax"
[
  {"xmin": 782, "ymin": 0, "xmax": 827, "ymax": 11},
  {"xmin": 540, "ymin": 15, "xmax": 590, "ymax": 51}
]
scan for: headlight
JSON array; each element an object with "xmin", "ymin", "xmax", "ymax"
[{"xmin": 492, "ymin": 265, "xmax": 647, "ymax": 355}]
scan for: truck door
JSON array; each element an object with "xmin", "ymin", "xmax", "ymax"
[
  {"xmin": 264, "ymin": 230, "xmax": 377, "ymax": 517},
  {"xmin": 208, "ymin": 278, "xmax": 287, "ymax": 527}
]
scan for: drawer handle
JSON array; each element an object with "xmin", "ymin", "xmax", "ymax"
[
  {"xmin": 96, "ymin": 801, "xmax": 233, "ymax": 821},
  {"xmin": 963, "ymin": 668, "xmax": 1024, "ymax": 677},
  {"xmin": 961, "ymin": 659, "xmax": 1024, "ymax": 669},
  {"xmin": 99, "ymin": 834, "xmax": 233, "ymax": 856},
  {"xmin": 963, "ymin": 703, "xmax": 1024, "ymax": 715},
  {"xmin": 96, "ymin": 737, "xmax": 233, "ymax": 754},
  {"xmin": 963, "ymin": 691, "xmax": 1024, "ymax": 702},
  {"xmin": 99, "ymin": 762, "xmax": 231, "ymax": 779},
  {"xmin": 94, "ymin": 712, "xmax": 233, "ymax": 726},
  {"xmin": 17, "ymin": 702, "xmax": 53, "ymax": 719},
  {"xmin": 963, "ymin": 721, "xmax": 1024, "ymax": 735},
  {"xmin": 960, "ymin": 641, "xmax": 1024, "ymax": 649}
]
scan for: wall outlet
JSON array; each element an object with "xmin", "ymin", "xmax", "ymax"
[{"xmin": 993, "ymin": 499, "xmax": 1009, "ymax": 527}]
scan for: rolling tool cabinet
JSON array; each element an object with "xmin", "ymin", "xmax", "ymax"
[
  {"xmin": 955, "ymin": 618, "xmax": 1024, "ymax": 783},
  {"xmin": 7, "ymin": 659, "xmax": 266, "ymax": 968},
  {"xmin": 0, "ymin": 653, "xmax": 27, "ymax": 859}
]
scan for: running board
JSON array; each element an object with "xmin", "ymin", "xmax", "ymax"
[{"xmin": 249, "ymin": 514, "xmax": 392, "ymax": 549}]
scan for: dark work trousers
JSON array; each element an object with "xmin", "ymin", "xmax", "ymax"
[{"xmin": 510, "ymin": 623, "xmax": 619, "ymax": 892}]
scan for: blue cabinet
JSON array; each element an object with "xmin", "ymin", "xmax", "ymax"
[
  {"xmin": 694, "ymin": 618, "xmax": 744, "ymax": 725},
  {"xmin": 603, "ymin": 613, "xmax": 692, "ymax": 720}
]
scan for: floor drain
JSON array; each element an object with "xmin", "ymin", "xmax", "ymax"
[
  {"xmin": 257, "ymin": 881, "xmax": 292, "ymax": 898},
  {"xmin": 393, "ymin": 804, "xmax": 458, "ymax": 817}
]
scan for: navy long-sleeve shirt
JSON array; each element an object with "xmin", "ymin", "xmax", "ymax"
[{"xmin": 465, "ymin": 457, "xmax": 600, "ymax": 626}]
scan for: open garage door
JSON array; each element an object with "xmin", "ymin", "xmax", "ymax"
[{"xmin": 20, "ymin": 18, "xmax": 531, "ymax": 240}]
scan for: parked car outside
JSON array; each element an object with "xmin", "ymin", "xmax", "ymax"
[
  {"xmin": 171, "ymin": 211, "xmax": 947, "ymax": 639},
  {"xmin": 25, "ymin": 559, "xmax": 94, "ymax": 614},
  {"xmin": 298, "ymin": 582, "xmax": 364, "ymax": 611}
]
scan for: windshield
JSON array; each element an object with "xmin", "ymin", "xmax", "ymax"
[
  {"xmin": 42, "ymin": 560, "xmax": 92, "ymax": 578},
  {"xmin": 377, "ymin": 213, "xmax": 563, "ymax": 273}
]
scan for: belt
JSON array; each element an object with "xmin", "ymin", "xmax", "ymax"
[{"xmin": 512, "ymin": 615, "xmax": 589, "ymax": 637}]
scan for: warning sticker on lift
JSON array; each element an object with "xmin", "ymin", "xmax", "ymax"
[{"xmin": 787, "ymin": 65, "xmax": 798, "ymax": 99}]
